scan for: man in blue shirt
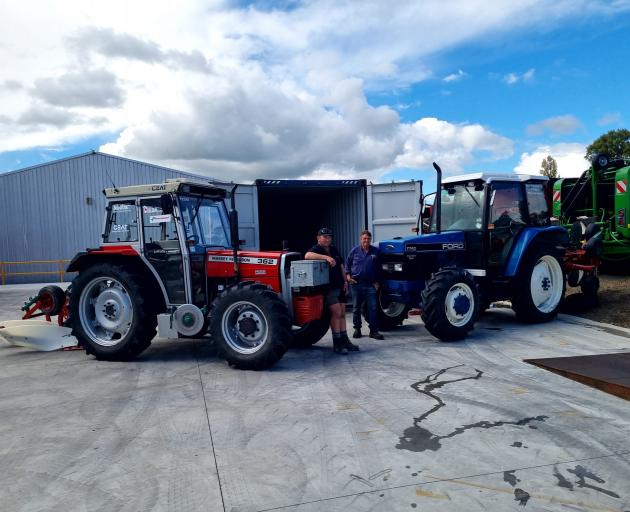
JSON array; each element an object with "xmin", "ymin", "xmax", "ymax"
[{"xmin": 345, "ymin": 230, "xmax": 385, "ymax": 340}]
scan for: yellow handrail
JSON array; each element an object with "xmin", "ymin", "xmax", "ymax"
[{"xmin": 0, "ymin": 260, "xmax": 73, "ymax": 285}]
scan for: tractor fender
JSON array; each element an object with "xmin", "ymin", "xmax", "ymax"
[
  {"xmin": 503, "ymin": 226, "xmax": 569, "ymax": 277},
  {"xmin": 66, "ymin": 250, "xmax": 169, "ymax": 310}
]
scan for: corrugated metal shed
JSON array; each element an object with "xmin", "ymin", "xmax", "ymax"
[{"xmin": 0, "ymin": 151, "xmax": 248, "ymax": 283}]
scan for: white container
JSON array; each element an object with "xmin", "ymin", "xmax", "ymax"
[{"xmin": 290, "ymin": 260, "xmax": 329, "ymax": 287}]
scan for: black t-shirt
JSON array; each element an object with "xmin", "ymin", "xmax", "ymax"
[{"xmin": 308, "ymin": 244, "xmax": 345, "ymax": 288}]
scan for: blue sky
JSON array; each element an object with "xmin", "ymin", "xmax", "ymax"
[{"xmin": 1, "ymin": 1, "xmax": 629, "ymax": 188}]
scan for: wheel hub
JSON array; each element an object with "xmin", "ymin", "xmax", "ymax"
[
  {"xmin": 444, "ymin": 283, "xmax": 475, "ymax": 327},
  {"xmin": 238, "ymin": 315, "xmax": 258, "ymax": 336},
  {"xmin": 222, "ymin": 301, "xmax": 269, "ymax": 354},
  {"xmin": 79, "ymin": 277, "xmax": 134, "ymax": 346},
  {"xmin": 529, "ymin": 255, "xmax": 563, "ymax": 313}
]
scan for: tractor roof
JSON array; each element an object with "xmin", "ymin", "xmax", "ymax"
[
  {"xmin": 442, "ymin": 172, "xmax": 548, "ymax": 185},
  {"xmin": 104, "ymin": 178, "xmax": 227, "ymax": 199}
]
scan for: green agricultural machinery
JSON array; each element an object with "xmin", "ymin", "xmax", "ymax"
[{"xmin": 552, "ymin": 153, "xmax": 630, "ymax": 265}]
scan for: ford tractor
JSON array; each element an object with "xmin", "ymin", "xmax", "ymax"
[
  {"xmin": 377, "ymin": 163, "xmax": 572, "ymax": 341},
  {"xmin": 65, "ymin": 179, "xmax": 329, "ymax": 369}
]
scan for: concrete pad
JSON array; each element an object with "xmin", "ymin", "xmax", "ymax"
[{"xmin": 0, "ymin": 285, "xmax": 629, "ymax": 511}]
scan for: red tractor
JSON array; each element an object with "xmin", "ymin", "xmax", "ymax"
[{"xmin": 66, "ymin": 179, "xmax": 329, "ymax": 369}]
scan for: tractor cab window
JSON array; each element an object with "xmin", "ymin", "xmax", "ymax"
[
  {"xmin": 488, "ymin": 182, "xmax": 526, "ymax": 267},
  {"xmin": 433, "ymin": 183, "xmax": 484, "ymax": 231},
  {"xmin": 489, "ymin": 183, "xmax": 526, "ymax": 227},
  {"xmin": 525, "ymin": 183, "xmax": 549, "ymax": 226},
  {"xmin": 178, "ymin": 195, "xmax": 230, "ymax": 247},
  {"xmin": 141, "ymin": 201, "xmax": 179, "ymax": 243},
  {"xmin": 104, "ymin": 201, "xmax": 138, "ymax": 242}
]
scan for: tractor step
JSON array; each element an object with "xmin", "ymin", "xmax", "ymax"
[{"xmin": 525, "ymin": 353, "xmax": 630, "ymax": 400}]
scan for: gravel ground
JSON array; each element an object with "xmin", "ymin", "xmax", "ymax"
[{"xmin": 563, "ymin": 274, "xmax": 630, "ymax": 328}]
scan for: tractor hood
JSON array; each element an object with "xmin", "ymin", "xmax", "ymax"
[{"xmin": 379, "ymin": 231, "xmax": 466, "ymax": 255}]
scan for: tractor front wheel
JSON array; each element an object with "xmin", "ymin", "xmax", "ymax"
[
  {"xmin": 511, "ymin": 247, "xmax": 565, "ymax": 323},
  {"xmin": 210, "ymin": 282, "xmax": 291, "ymax": 369},
  {"xmin": 421, "ymin": 267, "xmax": 480, "ymax": 341},
  {"xmin": 70, "ymin": 264, "xmax": 156, "ymax": 360},
  {"xmin": 291, "ymin": 309, "xmax": 331, "ymax": 347},
  {"xmin": 362, "ymin": 289, "xmax": 410, "ymax": 330}
]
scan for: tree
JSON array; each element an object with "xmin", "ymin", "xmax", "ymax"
[
  {"xmin": 540, "ymin": 155, "xmax": 558, "ymax": 178},
  {"xmin": 585, "ymin": 129, "xmax": 630, "ymax": 161}
]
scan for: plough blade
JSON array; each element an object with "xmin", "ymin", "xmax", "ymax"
[{"xmin": 0, "ymin": 320, "xmax": 78, "ymax": 351}]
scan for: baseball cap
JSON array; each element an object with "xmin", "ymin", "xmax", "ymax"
[{"xmin": 317, "ymin": 227, "xmax": 333, "ymax": 236}]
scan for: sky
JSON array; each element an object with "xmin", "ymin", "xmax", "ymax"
[{"xmin": 1, "ymin": 0, "xmax": 629, "ymax": 189}]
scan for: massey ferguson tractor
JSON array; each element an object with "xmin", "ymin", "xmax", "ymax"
[
  {"xmin": 375, "ymin": 163, "xmax": 599, "ymax": 341},
  {"xmin": 63, "ymin": 179, "xmax": 329, "ymax": 370}
]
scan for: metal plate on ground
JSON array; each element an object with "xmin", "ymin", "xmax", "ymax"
[{"xmin": 525, "ymin": 352, "xmax": 630, "ymax": 400}]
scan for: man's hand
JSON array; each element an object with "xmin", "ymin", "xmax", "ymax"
[
  {"xmin": 347, "ymin": 275, "xmax": 357, "ymax": 284},
  {"xmin": 325, "ymin": 256, "xmax": 336, "ymax": 267}
]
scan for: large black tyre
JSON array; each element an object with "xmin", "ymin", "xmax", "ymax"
[
  {"xmin": 580, "ymin": 275, "xmax": 599, "ymax": 299},
  {"xmin": 421, "ymin": 267, "xmax": 480, "ymax": 341},
  {"xmin": 291, "ymin": 309, "xmax": 331, "ymax": 347},
  {"xmin": 209, "ymin": 282, "xmax": 291, "ymax": 370},
  {"xmin": 38, "ymin": 285, "xmax": 66, "ymax": 316},
  {"xmin": 69, "ymin": 263, "xmax": 156, "ymax": 360},
  {"xmin": 361, "ymin": 289, "xmax": 410, "ymax": 330},
  {"xmin": 511, "ymin": 246, "xmax": 565, "ymax": 323}
]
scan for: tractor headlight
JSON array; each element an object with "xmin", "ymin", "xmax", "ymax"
[{"xmin": 382, "ymin": 262, "xmax": 404, "ymax": 272}]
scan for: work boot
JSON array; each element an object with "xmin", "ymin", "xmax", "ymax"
[
  {"xmin": 369, "ymin": 330, "xmax": 385, "ymax": 340},
  {"xmin": 342, "ymin": 334, "xmax": 360, "ymax": 351},
  {"xmin": 333, "ymin": 339, "xmax": 348, "ymax": 355},
  {"xmin": 352, "ymin": 328, "xmax": 362, "ymax": 339}
]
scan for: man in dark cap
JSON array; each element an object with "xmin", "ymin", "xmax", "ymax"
[{"xmin": 305, "ymin": 227, "xmax": 359, "ymax": 354}]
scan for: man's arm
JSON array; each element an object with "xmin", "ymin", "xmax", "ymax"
[
  {"xmin": 305, "ymin": 250, "xmax": 336, "ymax": 267},
  {"xmin": 345, "ymin": 247, "xmax": 357, "ymax": 283}
]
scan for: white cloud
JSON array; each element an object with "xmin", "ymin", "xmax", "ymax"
[
  {"xmin": 503, "ymin": 68, "xmax": 535, "ymax": 85},
  {"xmin": 443, "ymin": 69, "xmax": 467, "ymax": 82},
  {"xmin": 395, "ymin": 118, "xmax": 514, "ymax": 174},
  {"xmin": 526, "ymin": 114, "xmax": 582, "ymax": 136},
  {"xmin": 597, "ymin": 112, "xmax": 621, "ymax": 126},
  {"xmin": 514, "ymin": 142, "xmax": 587, "ymax": 177},
  {"xmin": 1, "ymin": 1, "xmax": 630, "ymax": 177}
]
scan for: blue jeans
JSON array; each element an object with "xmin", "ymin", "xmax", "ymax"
[{"xmin": 351, "ymin": 283, "xmax": 378, "ymax": 331}]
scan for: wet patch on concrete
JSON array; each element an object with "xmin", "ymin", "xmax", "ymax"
[
  {"xmin": 553, "ymin": 465, "xmax": 573, "ymax": 490},
  {"xmin": 513, "ymin": 488, "xmax": 530, "ymax": 506},
  {"xmin": 396, "ymin": 365, "xmax": 548, "ymax": 452},
  {"xmin": 503, "ymin": 470, "xmax": 520, "ymax": 487},
  {"xmin": 566, "ymin": 465, "xmax": 620, "ymax": 499}
]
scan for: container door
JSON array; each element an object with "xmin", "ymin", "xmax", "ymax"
[
  {"xmin": 233, "ymin": 184, "xmax": 259, "ymax": 250},
  {"xmin": 367, "ymin": 181, "xmax": 422, "ymax": 243}
]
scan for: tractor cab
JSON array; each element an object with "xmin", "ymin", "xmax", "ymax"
[
  {"xmin": 102, "ymin": 179, "xmax": 233, "ymax": 307},
  {"xmin": 429, "ymin": 173, "xmax": 551, "ymax": 273}
]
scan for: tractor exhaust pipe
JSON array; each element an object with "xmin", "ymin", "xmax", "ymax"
[
  {"xmin": 230, "ymin": 184, "xmax": 240, "ymax": 277},
  {"xmin": 432, "ymin": 162, "xmax": 442, "ymax": 233}
]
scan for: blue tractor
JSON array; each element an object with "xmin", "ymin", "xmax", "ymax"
[{"xmin": 377, "ymin": 163, "xmax": 569, "ymax": 341}]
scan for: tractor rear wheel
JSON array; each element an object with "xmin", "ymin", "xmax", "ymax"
[
  {"xmin": 70, "ymin": 263, "xmax": 156, "ymax": 360},
  {"xmin": 362, "ymin": 289, "xmax": 409, "ymax": 330},
  {"xmin": 511, "ymin": 247, "xmax": 565, "ymax": 323},
  {"xmin": 421, "ymin": 267, "xmax": 480, "ymax": 341},
  {"xmin": 210, "ymin": 282, "xmax": 291, "ymax": 369},
  {"xmin": 291, "ymin": 309, "xmax": 330, "ymax": 347}
]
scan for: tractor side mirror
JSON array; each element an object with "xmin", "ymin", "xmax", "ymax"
[
  {"xmin": 421, "ymin": 205, "xmax": 432, "ymax": 219},
  {"xmin": 160, "ymin": 194, "xmax": 174, "ymax": 214},
  {"xmin": 229, "ymin": 210, "xmax": 239, "ymax": 248}
]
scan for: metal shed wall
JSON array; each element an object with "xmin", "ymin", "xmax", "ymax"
[{"xmin": 0, "ymin": 152, "xmax": 256, "ymax": 284}]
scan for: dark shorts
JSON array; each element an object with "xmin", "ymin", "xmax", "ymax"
[{"xmin": 325, "ymin": 287, "xmax": 344, "ymax": 306}]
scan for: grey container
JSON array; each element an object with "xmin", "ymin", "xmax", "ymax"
[{"xmin": 290, "ymin": 260, "xmax": 329, "ymax": 288}]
